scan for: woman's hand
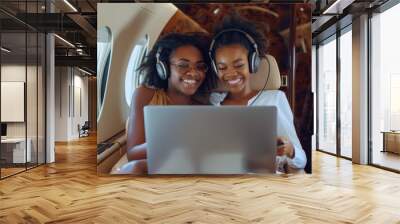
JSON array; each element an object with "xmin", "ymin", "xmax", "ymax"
[
  {"xmin": 127, "ymin": 143, "xmax": 148, "ymax": 161},
  {"xmin": 116, "ymin": 159, "xmax": 148, "ymax": 174},
  {"xmin": 276, "ymin": 136, "xmax": 295, "ymax": 159}
]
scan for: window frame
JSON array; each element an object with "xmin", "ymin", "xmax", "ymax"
[
  {"xmin": 124, "ymin": 35, "xmax": 149, "ymax": 107},
  {"xmin": 315, "ymin": 23, "xmax": 353, "ymax": 161},
  {"xmin": 368, "ymin": 1, "xmax": 400, "ymax": 172},
  {"xmin": 97, "ymin": 26, "xmax": 112, "ymax": 118}
]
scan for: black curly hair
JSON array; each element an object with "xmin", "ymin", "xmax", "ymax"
[
  {"xmin": 138, "ymin": 32, "xmax": 217, "ymax": 93},
  {"xmin": 210, "ymin": 13, "xmax": 267, "ymax": 60}
]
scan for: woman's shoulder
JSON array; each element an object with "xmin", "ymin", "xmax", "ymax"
[
  {"xmin": 132, "ymin": 86, "xmax": 158, "ymax": 108},
  {"xmin": 259, "ymin": 89, "xmax": 284, "ymax": 95},
  {"xmin": 135, "ymin": 86, "xmax": 158, "ymax": 99},
  {"xmin": 258, "ymin": 90, "xmax": 292, "ymax": 114},
  {"xmin": 248, "ymin": 90, "xmax": 288, "ymax": 106},
  {"xmin": 256, "ymin": 90, "xmax": 285, "ymax": 100}
]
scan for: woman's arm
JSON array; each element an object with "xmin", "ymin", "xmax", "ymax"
[
  {"xmin": 276, "ymin": 91, "xmax": 307, "ymax": 169},
  {"xmin": 126, "ymin": 86, "xmax": 155, "ymax": 161}
]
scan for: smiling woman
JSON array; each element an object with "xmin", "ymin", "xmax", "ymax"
[
  {"xmin": 112, "ymin": 33, "xmax": 217, "ymax": 174},
  {"xmin": 209, "ymin": 14, "xmax": 307, "ymax": 172},
  {"xmin": 214, "ymin": 43, "xmax": 254, "ymax": 98}
]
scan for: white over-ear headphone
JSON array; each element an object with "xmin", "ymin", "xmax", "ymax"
[{"xmin": 155, "ymin": 47, "xmax": 168, "ymax": 80}]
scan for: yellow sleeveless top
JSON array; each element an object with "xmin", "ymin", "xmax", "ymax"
[{"xmin": 148, "ymin": 89, "xmax": 170, "ymax": 105}]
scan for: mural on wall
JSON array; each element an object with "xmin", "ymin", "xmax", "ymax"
[{"xmin": 97, "ymin": 3, "xmax": 313, "ymax": 175}]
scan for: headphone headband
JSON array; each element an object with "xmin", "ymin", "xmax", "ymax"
[
  {"xmin": 209, "ymin": 28, "xmax": 261, "ymax": 74},
  {"xmin": 209, "ymin": 28, "xmax": 259, "ymax": 56},
  {"xmin": 156, "ymin": 47, "xmax": 163, "ymax": 62}
]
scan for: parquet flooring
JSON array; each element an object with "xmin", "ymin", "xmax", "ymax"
[
  {"xmin": 372, "ymin": 151, "xmax": 400, "ymax": 171},
  {"xmin": 1, "ymin": 134, "xmax": 400, "ymax": 223},
  {"xmin": 1, "ymin": 167, "xmax": 26, "ymax": 178}
]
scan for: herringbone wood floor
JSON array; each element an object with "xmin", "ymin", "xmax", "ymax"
[{"xmin": 1, "ymin": 134, "xmax": 400, "ymax": 223}]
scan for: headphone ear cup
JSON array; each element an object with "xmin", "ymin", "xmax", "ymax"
[
  {"xmin": 156, "ymin": 61, "xmax": 168, "ymax": 80},
  {"xmin": 253, "ymin": 53, "xmax": 261, "ymax": 73},
  {"xmin": 249, "ymin": 51, "xmax": 261, "ymax": 74}
]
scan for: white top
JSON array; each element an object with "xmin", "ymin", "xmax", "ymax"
[{"xmin": 210, "ymin": 90, "xmax": 307, "ymax": 169}]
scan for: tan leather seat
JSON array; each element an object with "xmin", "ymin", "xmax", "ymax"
[{"xmin": 251, "ymin": 54, "xmax": 281, "ymax": 91}]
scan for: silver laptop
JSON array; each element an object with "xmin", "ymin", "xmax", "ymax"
[{"xmin": 144, "ymin": 106, "xmax": 277, "ymax": 174}]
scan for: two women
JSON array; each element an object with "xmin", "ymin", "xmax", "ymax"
[{"xmin": 124, "ymin": 15, "xmax": 307, "ymax": 174}]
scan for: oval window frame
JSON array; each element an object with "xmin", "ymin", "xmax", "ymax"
[
  {"xmin": 97, "ymin": 26, "xmax": 112, "ymax": 118},
  {"xmin": 124, "ymin": 34, "xmax": 149, "ymax": 107}
]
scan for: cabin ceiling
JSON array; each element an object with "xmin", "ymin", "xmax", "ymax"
[{"xmin": 175, "ymin": 3, "xmax": 311, "ymax": 34}]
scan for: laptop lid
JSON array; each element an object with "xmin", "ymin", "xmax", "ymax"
[{"xmin": 144, "ymin": 106, "xmax": 277, "ymax": 174}]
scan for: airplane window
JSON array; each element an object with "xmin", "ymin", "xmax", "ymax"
[
  {"xmin": 97, "ymin": 26, "xmax": 112, "ymax": 117},
  {"xmin": 125, "ymin": 35, "xmax": 149, "ymax": 107}
]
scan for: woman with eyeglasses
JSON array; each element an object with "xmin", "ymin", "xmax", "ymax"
[
  {"xmin": 209, "ymin": 15, "xmax": 307, "ymax": 173},
  {"xmin": 114, "ymin": 32, "xmax": 216, "ymax": 174}
]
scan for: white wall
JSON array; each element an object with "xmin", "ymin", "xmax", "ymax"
[
  {"xmin": 352, "ymin": 15, "xmax": 369, "ymax": 164},
  {"xmin": 1, "ymin": 64, "xmax": 46, "ymax": 164},
  {"xmin": 72, "ymin": 72, "xmax": 89, "ymax": 138},
  {"xmin": 54, "ymin": 67, "xmax": 89, "ymax": 141},
  {"xmin": 55, "ymin": 67, "xmax": 69, "ymax": 141},
  {"xmin": 1, "ymin": 65, "xmax": 37, "ymax": 138},
  {"xmin": 1, "ymin": 65, "xmax": 26, "ymax": 142},
  {"xmin": 46, "ymin": 33, "xmax": 56, "ymax": 163}
]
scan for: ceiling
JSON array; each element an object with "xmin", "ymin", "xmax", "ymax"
[
  {"xmin": 0, "ymin": 0, "xmax": 393, "ymax": 75},
  {"xmin": 0, "ymin": 0, "xmax": 98, "ymax": 73}
]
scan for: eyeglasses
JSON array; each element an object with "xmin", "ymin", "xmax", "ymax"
[{"xmin": 170, "ymin": 61, "xmax": 208, "ymax": 74}]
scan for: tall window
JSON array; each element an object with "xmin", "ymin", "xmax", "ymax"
[
  {"xmin": 371, "ymin": 3, "xmax": 400, "ymax": 171},
  {"xmin": 391, "ymin": 75, "xmax": 400, "ymax": 130},
  {"xmin": 339, "ymin": 28, "xmax": 352, "ymax": 158},
  {"xmin": 125, "ymin": 35, "xmax": 148, "ymax": 107},
  {"xmin": 318, "ymin": 36, "xmax": 337, "ymax": 154}
]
